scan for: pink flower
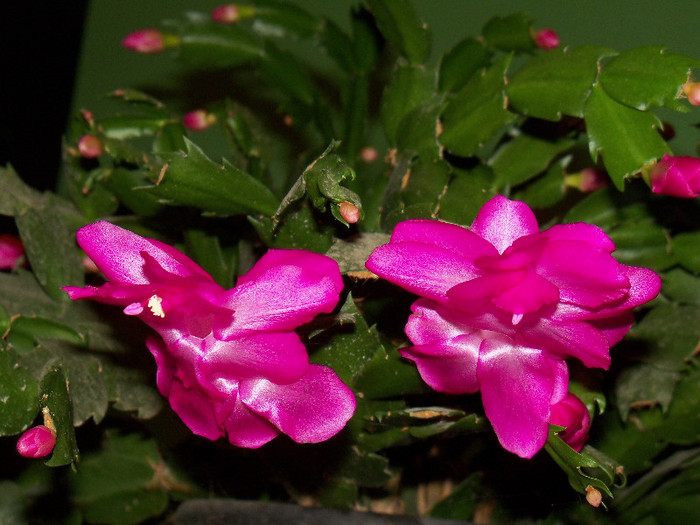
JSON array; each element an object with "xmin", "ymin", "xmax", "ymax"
[
  {"xmin": 533, "ymin": 28, "xmax": 560, "ymax": 50},
  {"xmin": 122, "ymin": 29, "xmax": 177, "ymax": 54},
  {"xmin": 0, "ymin": 234, "xmax": 24, "ymax": 270},
  {"xmin": 550, "ymin": 393, "xmax": 591, "ymax": 452},
  {"xmin": 650, "ymin": 154, "xmax": 700, "ymax": 198},
  {"xmin": 182, "ymin": 110, "xmax": 217, "ymax": 131},
  {"xmin": 63, "ymin": 222, "xmax": 355, "ymax": 448},
  {"xmin": 17, "ymin": 426, "xmax": 56, "ymax": 458},
  {"xmin": 77, "ymin": 134, "xmax": 104, "ymax": 158},
  {"xmin": 366, "ymin": 196, "xmax": 660, "ymax": 458}
]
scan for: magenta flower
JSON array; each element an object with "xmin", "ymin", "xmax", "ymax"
[
  {"xmin": 122, "ymin": 29, "xmax": 178, "ymax": 54},
  {"xmin": 550, "ymin": 393, "xmax": 591, "ymax": 452},
  {"xmin": 366, "ymin": 196, "xmax": 660, "ymax": 458},
  {"xmin": 533, "ymin": 28, "xmax": 560, "ymax": 50},
  {"xmin": 0, "ymin": 234, "xmax": 24, "ymax": 270},
  {"xmin": 650, "ymin": 154, "xmax": 700, "ymax": 198},
  {"xmin": 17, "ymin": 426, "xmax": 56, "ymax": 458},
  {"xmin": 182, "ymin": 109, "xmax": 217, "ymax": 131},
  {"xmin": 63, "ymin": 221, "xmax": 355, "ymax": 448}
]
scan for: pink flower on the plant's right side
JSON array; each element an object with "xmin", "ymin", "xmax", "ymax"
[
  {"xmin": 367, "ymin": 196, "xmax": 660, "ymax": 458},
  {"xmin": 650, "ymin": 154, "xmax": 700, "ymax": 198},
  {"xmin": 63, "ymin": 222, "xmax": 355, "ymax": 448}
]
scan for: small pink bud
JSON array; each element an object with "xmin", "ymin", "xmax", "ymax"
[
  {"xmin": 211, "ymin": 4, "xmax": 256, "ymax": 24},
  {"xmin": 0, "ymin": 234, "xmax": 24, "ymax": 270},
  {"xmin": 77, "ymin": 134, "xmax": 104, "ymax": 158},
  {"xmin": 182, "ymin": 110, "xmax": 217, "ymax": 131},
  {"xmin": 649, "ymin": 154, "xmax": 700, "ymax": 198},
  {"xmin": 16, "ymin": 426, "xmax": 56, "ymax": 459},
  {"xmin": 360, "ymin": 146, "xmax": 379, "ymax": 164},
  {"xmin": 565, "ymin": 167, "xmax": 608, "ymax": 193},
  {"xmin": 682, "ymin": 81, "xmax": 700, "ymax": 106},
  {"xmin": 122, "ymin": 29, "xmax": 176, "ymax": 54},
  {"xmin": 585, "ymin": 485, "xmax": 602, "ymax": 508},
  {"xmin": 338, "ymin": 202, "xmax": 360, "ymax": 224},
  {"xmin": 550, "ymin": 393, "xmax": 591, "ymax": 452},
  {"xmin": 533, "ymin": 28, "xmax": 560, "ymax": 50}
]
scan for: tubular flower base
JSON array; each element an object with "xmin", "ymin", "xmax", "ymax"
[
  {"xmin": 63, "ymin": 222, "xmax": 355, "ymax": 448},
  {"xmin": 366, "ymin": 196, "xmax": 660, "ymax": 458},
  {"xmin": 649, "ymin": 154, "xmax": 700, "ymax": 198}
]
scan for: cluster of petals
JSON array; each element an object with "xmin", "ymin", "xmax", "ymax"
[
  {"xmin": 63, "ymin": 221, "xmax": 355, "ymax": 448},
  {"xmin": 366, "ymin": 196, "xmax": 660, "ymax": 458},
  {"xmin": 650, "ymin": 154, "xmax": 700, "ymax": 198}
]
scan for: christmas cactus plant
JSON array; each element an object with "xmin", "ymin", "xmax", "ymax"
[{"xmin": 2, "ymin": 1, "xmax": 700, "ymax": 523}]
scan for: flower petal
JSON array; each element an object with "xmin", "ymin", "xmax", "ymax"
[
  {"xmin": 239, "ymin": 365, "xmax": 356, "ymax": 444},
  {"xmin": 470, "ymin": 196, "xmax": 539, "ymax": 254},
  {"xmin": 201, "ymin": 332, "xmax": 309, "ymax": 385},
  {"xmin": 478, "ymin": 338, "xmax": 565, "ymax": 458},
  {"xmin": 389, "ymin": 220, "xmax": 498, "ymax": 260},
  {"xmin": 217, "ymin": 257, "xmax": 342, "ymax": 336},
  {"xmin": 222, "ymin": 397, "xmax": 281, "ymax": 448}
]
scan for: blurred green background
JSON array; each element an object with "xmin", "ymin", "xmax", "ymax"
[{"xmin": 3, "ymin": 1, "xmax": 699, "ymax": 190}]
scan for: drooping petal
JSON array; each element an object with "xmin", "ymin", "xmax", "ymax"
[
  {"xmin": 389, "ymin": 219, "xmax": 498, "ymax": 260},
  {"xmin": 201, "ymin": 332, "xmax": 309, "ymax": 385},
  {"xmin": 478, "ymin": 338, "xmax": 565, "ymax": 458},
  {"xmin": 470, "ymin": 196, "xmax": 539, "ymax": 254},
  {"xmin": 239, "ymin": 365, "xmax": 356, "ymax": 444},
  {"xmin": 167, "ymin": 377, "xmax": 224, "ymax": 441},
  {"xmin": 367, "ymin": 242, "xmax": 478, "ymax": 301},
  {"xmin": 222, "ymin": 397, "xmax": 281, "ymax": 449},
  {"xmin": 400, "ymin": 334, "xmax": 481, "ymax": 394},
  {"xmin": 217, "ymin": 261, "xmax": 342, "ymax": 336}
]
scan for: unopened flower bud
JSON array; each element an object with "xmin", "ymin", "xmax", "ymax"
[
  {"xmin": 565, "ymin": 167, "xmax": 608, "ymax": 193},
  {"xmin": 550, "ymin": 393, "xmax": 591, "ymax": 452},
  {"xmin": 533, "ymin": 28, "xmax": 560, "ymax": 50},
  {"xmin": 339, "ymin": 202, "xmax": 360, "ymax": 224},
  {"xmin": 77, "ymin": 134, "xmax": 104, "ymax": 158},
  {"xmin": 183, "ymin": 110, "xmax": 217, "ymax": 131},
  {"xmin": 0, "ymin": 234, "xmax": 24, "ymax": 270},
  {"xmin": 211, "ymin": 4, "xmax": 256, "ymax": 24},
  {"xmin": 122, "ymin": 29, "xmax": 178, "ymax": 54},
  {"xmin": 16, "ymin": 426, "xmax": 56, "ymax": 458},
  {"xmin": 682, "ymin": 81, "xmax": 700, "ymax": 106},
  {"xmin": 360, "ymin": 146, "xmax": 379, "ymax": 164},
  {"xmin": 585, "ymin": 485, "xmax": 602, "ymax": 508},
  {"xmin": 649, "ymin": 154, "xmax": 700, "ymax": 198}
]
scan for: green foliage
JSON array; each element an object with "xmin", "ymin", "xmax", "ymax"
[{"xmin": 2, "ymin": 1, "xmax": 700, "ymax": 524}]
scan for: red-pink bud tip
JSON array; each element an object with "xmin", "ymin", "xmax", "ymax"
[
  {"xmin": 682, "ymin": 81, "xmax": 700, "ymax": 106},
  {"xmin": 0, "ymin": 234, "xmax": 25, "ymax": 270},
  {"xmin": 17, "ymin": 426, "xmax": 56, "ymax": 459},
  {"xmin": 565, "ymin": 167, "xmax": 608, "ymax": 193},
  {"xmin": 183, "ymin": 110, "xmax": 217, "ymax": 131},
  {"xmin": 533, "ymin": 28, "xmax": 560, "ymax": 50},
  {"xmin": 339, "ymin": 201, "xmax": 360, "ymax": 224},
  {"xmin": 359, "ymin": 146, "xmax": 379, "ymax": 163},
  {"xmin": 212, "ymin": 4, "xmax": 240, "ymax": 24},
  {"xmin": 122, "ymin": 29, "xmax": 167, "ymax": 54},
  {"xmin": 585, "ymin": 485, "xmax": 602, "ymax": 508},
  {"xmin": 77, "ymin": 135, "xmax": 104, "ymax": 158}
]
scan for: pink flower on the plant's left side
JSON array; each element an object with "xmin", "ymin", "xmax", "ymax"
[
  {"xmin": 63, "ymin": 221, "xmax": 355, "ymax": 448},
  {"xmin": 17, "ymin": 426, "xmax": 56, "ymax": 458},
  {"xmin": 550, "ymin": 393, "xmax": 591, "ymax": 452},
  {"xmin": 366, "ymin": 195, "xmax": 660, "ymax": 458},
  {"xmin": 0, "ymin": 234, "xmax": 24, "ymax": 270},
  {"xmin": 533, "ymin": 28, "xmax": 560, "ymax": 50},
  {"xmin": 650, "ymin": 154, "xmax": 700, "ymax": 198}
]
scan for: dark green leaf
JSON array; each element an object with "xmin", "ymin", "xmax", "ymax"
[
  {"xmin": 0, "ymin": 165, "xmax": 43, "ymax": 216},
  {"xmin": 318, "ymin": 17, "xmax": 357, "ymax": 71},
  {"xmin": 146, "ymin": 138, "xmax": 278, "ymax": 216},
  {"xmin": 489, "ymin": 134, "xmax": 574, "ymax": 189},
  {"xmin": 671, "ymin": 230, "xmax": 700, "ymax": 274},
  {"xmin": 366, "ymin": 0, "xmax": 431, "ymax": 64},
  {"xmin": 178, "ymin": 22, "xmax": 262, "ymax": 68},
  {"xmin": 482, "ymin": 13, "xmax": 535, "ymax": 53},
  {"xmin": 246, "ymin": 0, "xmax": 318, "ymax": 39},
  {"xmin": 430, "ymin": 472, "xmax": 482, "ymax": 520},
  {"xmin": 380, "ymin": 63, "xmax": 436, "ymax": 147},
  {"xmin": 250, "ymin": 204, "xmax": 335, "ymax": 252},
  {"xmin": 662, "ymin": 268, "xmax": 700, "ymax": 304},
  {"xmin": 439, "ymin": 37, "xmax": 493, "ymax": 93},
  {"xmin": 513, "ymin": 160, "xmax": 567, "ymax": 209},
  {"xmin": 98, "ymin": 115, "xmax": 170, "ymax": 140},
  {"xmin": 437, "ymin": 164, "xmax": 495, "ymax": 225},
  {"xmin": 439, "ymin": 55, "xmax": 516, "ymax": 158},
  {"xmin": 353, "ymin": 344, "xmax": 426, "ymax": 399},
  {"xmin": 41, "ymin": 365, "xmax": 79, "ymax": 467},
  {"xmin": 0, "ymin": 342, "xmax": 40, "ymax": 436},
  {"xmin": 102, "ymin": 168, "xmax": 165, "ymax": 217},
  {"xmin": 599, "ymin": 46, "xmax": 700, "ymax": 112},
  {"xmin": 507, "ymin": 45, "xmax": 616, "ymax": 120},
  {"xmin": 184, "ymin": 229, "xmax": 236, "ymax": 289},
  {"xmin": 73, "ymin": 433, "xmax": 171, "ymax": 525},
  {"xmin": 153, "ymin": 122, "xmax": 188, "ymax": 153},
  {"xmin": 260, "ymin": 42, "xmax": 316, "ymax": 105},
  {"xmin": 584, "ymin": 83, "xmax": 670, "ymax": 189},
  {"xmin": 325, "ymin": 233, "xmax": 391, "ymax": 275}
]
